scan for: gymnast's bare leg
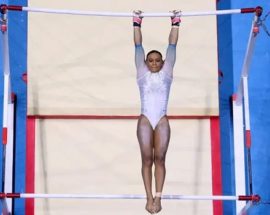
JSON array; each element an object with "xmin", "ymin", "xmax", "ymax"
[
  {"xmin": 137, "ymin": 115, "xmax": 155, "ymax": 214},
  {"xmin": 153, "ymin": 116, "xmax": 170, "ymax": 213},
  {"xmin": 137, "ymin": 115, "xmax": 170, "ymax": 214}
]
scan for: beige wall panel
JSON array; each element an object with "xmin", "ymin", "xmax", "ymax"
[
  {"xmin": 28, "ymin": 0, "xmax": 218, "ymax": 116},
  {"xmin": 35, "ymin": 119, "xmax": 213, "ymax": 214}
]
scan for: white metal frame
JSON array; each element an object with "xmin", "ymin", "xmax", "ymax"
[
  {"xmin": 1, "ymin": 10, "xmax": 15, "ymax": 214},
  {"xmin": 232, "ymin": 13, "xmax": 261, "ymax": 215}
]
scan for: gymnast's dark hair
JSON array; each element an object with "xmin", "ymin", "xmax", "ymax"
[{"xmin": 146, "ymin": 50, "xmax": 163, "ymax": 60}]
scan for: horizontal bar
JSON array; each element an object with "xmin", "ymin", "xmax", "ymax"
[
  {"xmin": 22, "ymin": 8, "xmax": 242, "ymax": 17},
  {"xmin": 0, "ymin": 193, "xmax": 261, "ymax": 201},
  {"xmin": 27, "ymin": 115, "xmax": 213, "ymax": 120},
  {"xmin": 0, "ymin": 4, "xmax": 260, "ymax": 17}
]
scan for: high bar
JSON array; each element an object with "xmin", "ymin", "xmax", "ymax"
[
  {"xmin": 0, "ymin": 4, "xmax": 263, "ymax": 17},
  {"xmin": 0, "ymin": 193, "xmax": 261, "ymax": 202}
]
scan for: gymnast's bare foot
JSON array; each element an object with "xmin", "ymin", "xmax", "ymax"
[
  {"xmin": 145, "ymin": 197, "xmax": 155, "ymax": 214},
  {"xmin": 153, "ymin": 197, "xmax": 162, "ymax": 213}
]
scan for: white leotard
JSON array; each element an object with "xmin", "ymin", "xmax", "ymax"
[{"xmin": 135, "ymin": 44, "xmax": 176, "ymax": 129}]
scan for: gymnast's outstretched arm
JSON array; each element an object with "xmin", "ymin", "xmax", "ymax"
[
  {"xmin": 169, "ymin": 10, "xmax": 181, "ymax": 45},
  {"xmin": 133, "ymin": 10, "xmax": 143, "ymax": 45},
  {"xmin": 163, "ymin": 10, "xmax": 181, "ymax": 76},
  {"xmin": 133, "ymin": 10, "xmax": 147, "ymax": 79}
]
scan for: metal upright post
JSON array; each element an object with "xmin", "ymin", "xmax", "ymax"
[
  {"xmin": 1, "ymin": 5, "xmax": 15, "ymax": 214},
  {"xmin": 232, "ymin": 6, "xmax": 262, "ymax": 215}
]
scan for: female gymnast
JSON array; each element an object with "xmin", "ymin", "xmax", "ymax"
[{"xmin": 133, "ymin": 10, "xmax": 180, "ymax": 214}]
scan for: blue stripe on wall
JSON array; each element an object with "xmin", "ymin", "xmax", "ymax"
[
  {"xmin": 217, "ymin": 0, "xmax": 236, "ymax": 214},
  {"xmin": 0, "ymin": 0, "xmax": 28, "ymax": 213}
]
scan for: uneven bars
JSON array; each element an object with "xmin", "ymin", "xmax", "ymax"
[
  {"xmin": 0, "ymin": 4, "xmax": 262, "ymax": 17},
  {"xmin": 0, "ymin": 193, "xmax": 261, "ymax": 202}
]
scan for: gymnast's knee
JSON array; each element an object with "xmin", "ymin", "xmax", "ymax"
[
  {"xmin": 154, "ymin": 154, "xmax": 166, "ymax": 166},
  {"xmin": 142, "ymin": 155, "xmax": 154, "ymax": 167}
]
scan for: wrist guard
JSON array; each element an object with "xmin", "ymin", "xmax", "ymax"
[
  {"xmin": 171, "ymin": 16, "xmax": 181, "ymax": 26},
  {"xmin": 133, "ymin": 16, "xmax": 142, "ymax": 27}
]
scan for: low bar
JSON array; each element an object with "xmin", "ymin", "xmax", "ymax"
[{"xmin": 0, "ymin": 193, "xmax": 261, "ymax": 202}]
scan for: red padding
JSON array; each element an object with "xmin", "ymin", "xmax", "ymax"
[
  {"xmin": 2, "ymin": 127, "xmax": 7, "ymax": 145},
  {"xmin": 232, "ymin": 94, "xmax": 237, "ymax": 101},
  {"xmin": 239, "ymin": 195, "xmax": 261, "ymax": 202},
  {"xmin": 0, "ymin": 193, "xmax": 6, "ymax": 198},
  {"xmin": 1, "ymin": 24, "xmax": 7, "ymax": 32},
  {"xmin": 0, "ymin": 193, "xmax": 20, "ymax": 198},
  {"xmin": 241, "ymin": 8, "xmax": 256, "ymax": 13},
  {"xmin": 7, "ymin": 5, "xmax": 23, "ymax": 11},
  {"xmin": 6, "ymin": 193, "xmax": 20, "ymax": 198},
  {"xmin": 245, "ymin": 130, "xmax": 251, "ymax": 148}
]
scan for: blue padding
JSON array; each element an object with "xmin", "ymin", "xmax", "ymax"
[
  {"xmin": 4, "ymin": 0, "xmax": 28, "ymax": 213},
  {"xmin": 217, "ymin": 0, "xmax": 236, "ymax": 213}
]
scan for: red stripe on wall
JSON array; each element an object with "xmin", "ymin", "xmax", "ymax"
[
  {"xmin": 25, "ymin": 117, "xmax": 35, "ymax": 215},
  {"xmin": 210, "ymin": 117, "xmax": 223, "ymax": 215}
]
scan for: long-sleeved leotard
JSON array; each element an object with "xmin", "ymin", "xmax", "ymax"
[{"xmin": 135, "ymin": 44, "xmax": 176, "ymax": 129}]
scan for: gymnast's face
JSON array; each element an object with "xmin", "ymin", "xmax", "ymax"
[{"xmin": 146, "ymin": 53, "xmax": 164, "ymax": 73}]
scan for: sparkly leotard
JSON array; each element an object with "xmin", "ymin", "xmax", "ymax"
[{"xmin": 135, "ymin": 44, "xmax": 176, "ymax": 129}]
